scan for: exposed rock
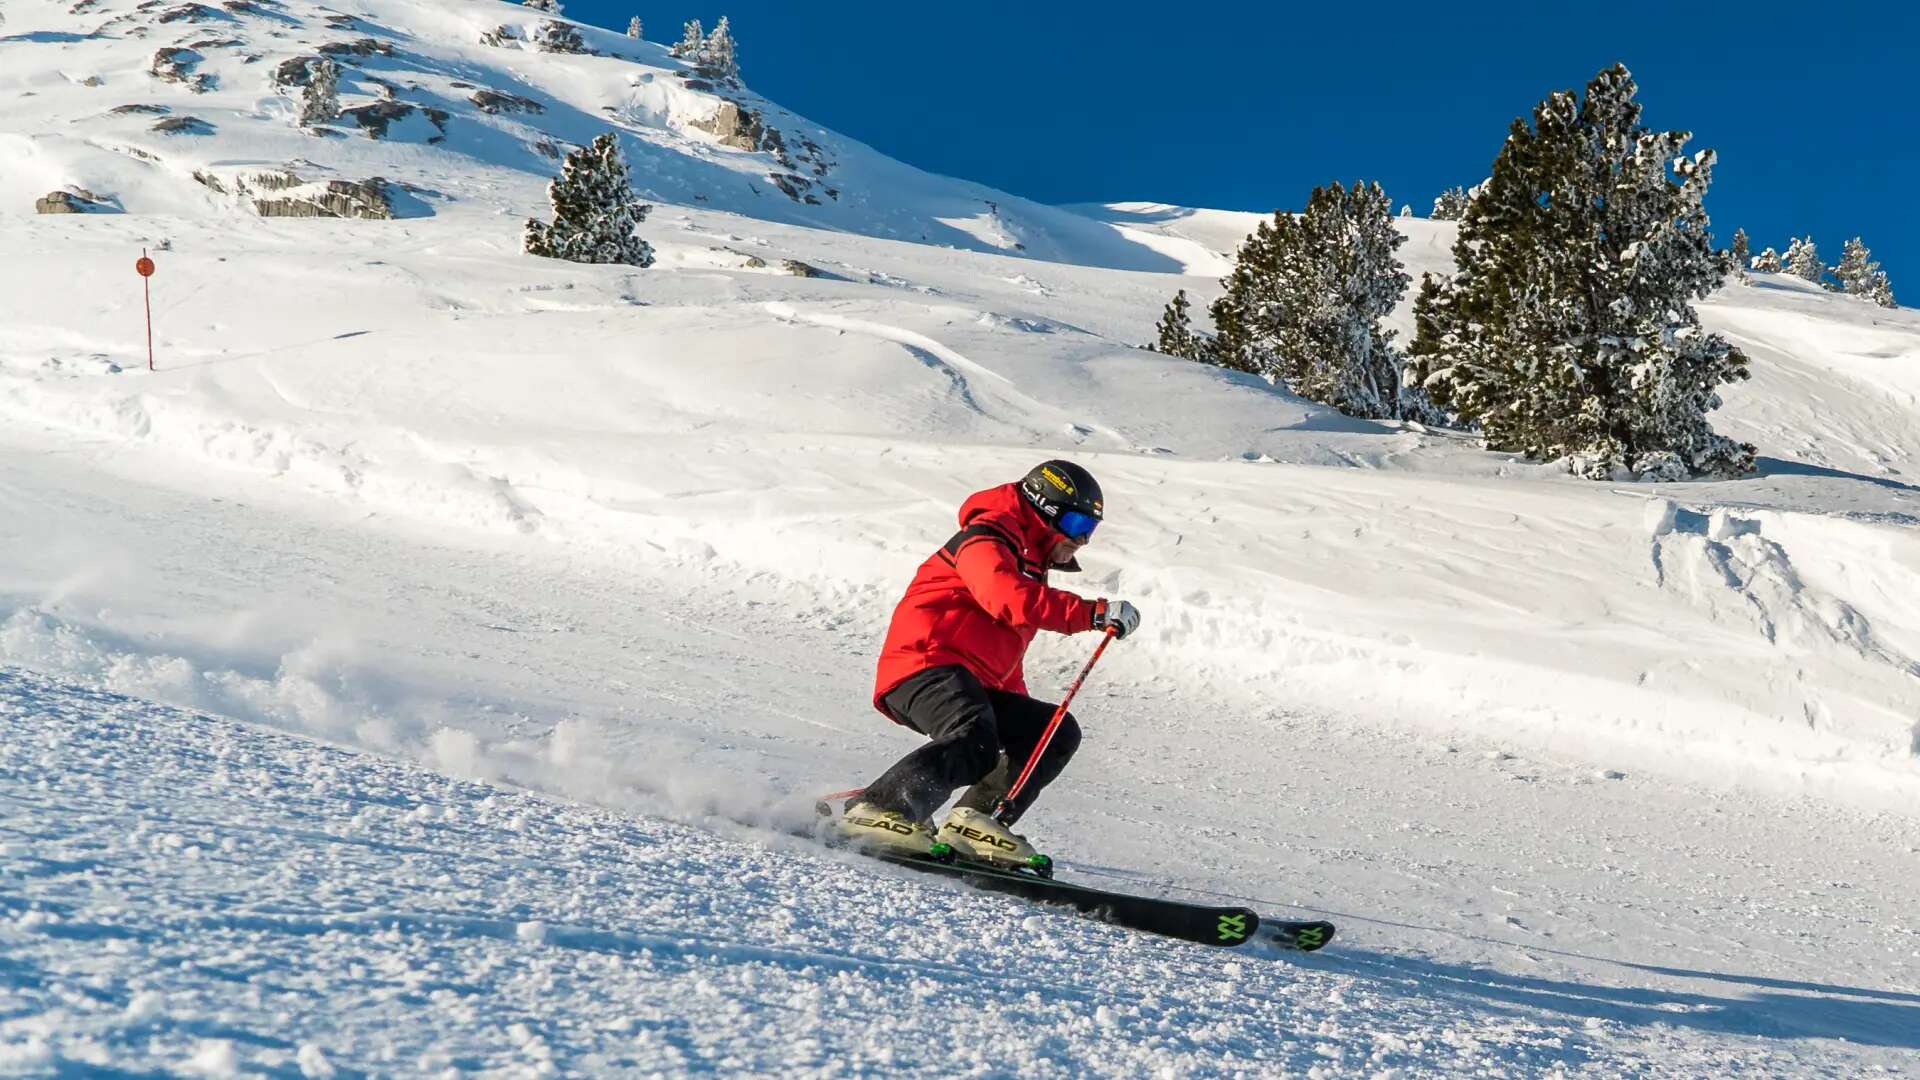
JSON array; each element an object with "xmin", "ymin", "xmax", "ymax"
[
  {"xmin": 690, "ymin": 100, "xmax": 767, "ymax": 151},
  {"xmin": 251, "ymin": 178, "xmax": 392, "ymax": 219},
  {"xmin": 191, "ymin": 169, "xmax": 227, "ymax": 193},
  {"xmin": 340, "ymin": 100, "xmax": 412, "ymax": 138},
  {"xmin": 323, "ymin": 14, "xmax": 357, "ymax": 29},
  {"xmin": 272, "ymin": 54, "xmax": 319, "ymax": 89},
  {"xmin": 111, "ymin": 103, "xmax": 170, "ymax": 114},
  {"xmin": 150, "ymin": 47, "xmax": 212, "ymax": 92},
  {"xmin": 240, "ymin": 168, "xmax": 303, "ymax": 191},
  {"xmin": 530, "ymin": 137, "xmax": 561, "ymax": 160},
  {"xmin": 779, "ymin": 259, "xmax": 821, "ymax": 278},
  {"xmin": 365, "ymin": 75, "xmax": 400, "ymax": 100},
  {"xmin": 71, "ymin": 0, "xmax": 100, "ymax": 12},
  {"xmin": 469, "ymin": 89, "xmax": 543, "ymax": 115},
  {"xmin": 714, "ymin": 246, "xmax": 766, "ymax": 269},
  {"xmin": 448, "ymin": 81, "xmax": 473, "ymax": 89},
  {"xmin": 152, "ymin": 115, "xmax": 213, "ymax": 134},
  {"xmin": 681, "ymin": 78, "xmax": 714, "ymax": 92},
  {"xmin": 768, "ymin": 172, "xmax": 818, "ymax": 204},
  {"xmin": 36, "ymin": 190, "xmax": 106, "ymax": 214},
  {"xmin": 82, "ymin": 75, "xmax": 104, "ymax": 87},
  {"xmin": 220, "ymin": 0, "xmax": 257, "ymax": 11},
  {"xmin": 478, "ymin": 25, "xmax": 513, "ymax": 47},
  {"xmin": 155, "ymin": 3, "xmax": 219, "ymax": 22},
  {"xmin": 186, "ymin": 37, "xmax": 240, "ymax": 49},
  {"xmin": 531, "ymin": 19, "xmax": 585, "ymax": 54},
  {"xmin": 319, "ymin": 37, "xmax": 391, "ymax": 58}
]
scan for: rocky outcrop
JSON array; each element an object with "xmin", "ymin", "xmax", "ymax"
[
  {"xmin": 35, "ymin": 189, "xmax": 108, "ymax": 214},
  {"xmin": 152, "ymin": 115, "xmax": 213, "ymax": 134},
  {"xmin": 253, "ymin": 178, "xmax": 392, "ymax": 219},
  {"xmin": 110, "ymin": 103, "xmax": 170, "ymax": 114},
  {"xmin": 272, "ymin": 55, "xmax": 318, "ymax": 88},
  {"xmin": 690, "ymin": 100, "xmax": 767, "ymax": 151},
  {"xmin": 319, "ymin": 37, "xmax": 392, "ymax": 58},
  {"xmin": 470, "ymin": 89, "xmax": 543, "ymax": 115},
  {"xmin": 779, "ymin": 259, "xmax": 822, "ymax": 278},
  {"xmin": 150, "ymin": 47, "xmax": 212, "ymax": 92},
  {"xmin": 155, "ymin": 3, "xmax": 219, "ymax": 22}
]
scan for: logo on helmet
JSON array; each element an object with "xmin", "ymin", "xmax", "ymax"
[{"xmin": 1039, "ymin": 466, "xmax": 1075, "ymax": 496}]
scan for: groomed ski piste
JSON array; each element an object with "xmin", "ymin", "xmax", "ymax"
[{"xmin": 4, "ymin": 0, "xmax": 1920, "ymax": 1075}]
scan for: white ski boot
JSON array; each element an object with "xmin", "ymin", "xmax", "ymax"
[
  {"xmin": 836, "ymin": 801, "xmax": 938, "ymax": 857},
  {"xmin": 937, "ymin": 806, "xmax": 1052, "ymax": 875}
]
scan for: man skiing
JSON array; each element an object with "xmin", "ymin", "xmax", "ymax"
[{"xmin": 838, "ymin": 460, "xmax": 1141, "ymax": 868}]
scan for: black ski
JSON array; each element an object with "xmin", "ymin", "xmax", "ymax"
[{"xmin": 863, "ymin": 848, "xmax": 1333, "ymax": 951}]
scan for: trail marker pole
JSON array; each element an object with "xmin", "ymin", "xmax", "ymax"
[{"xmin": 135, "ymin": 249, "xmax": 156, "ymax": 371}]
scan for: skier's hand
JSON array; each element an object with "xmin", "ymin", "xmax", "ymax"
[{"xmin": 1093, "ymin": 599, "xmax": 1141, "ymax": 640}]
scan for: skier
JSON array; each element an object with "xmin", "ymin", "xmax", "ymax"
[{"xmin": 838, "ymin": 460, "xmax": 1141, "ymax": 868}]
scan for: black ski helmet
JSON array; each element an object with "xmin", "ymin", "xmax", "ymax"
[{"xmin": 1019, "ymin": 460, "xmax": 1103, "ymax": 534}]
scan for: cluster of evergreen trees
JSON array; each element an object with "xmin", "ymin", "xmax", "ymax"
[
  {"xmin": 1742, "ymin": 232, "xmax": 1896, "ymax": 307},
  {"xmin": 669, "ymin": 16, "xmax": 740, "ymax": 82},
  {"xmin": 1156, "ymin": 64, "xmax": 1768, "ymax": 481}
]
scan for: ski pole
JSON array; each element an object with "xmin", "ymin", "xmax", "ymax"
[{"xmin": 994, "ymin": 626, "xmax": 1117, "ymax": 823}]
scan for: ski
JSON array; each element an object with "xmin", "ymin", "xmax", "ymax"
[{"xmin": 859, "ymin": 847, "xmax": 1334, "ymax": 951}]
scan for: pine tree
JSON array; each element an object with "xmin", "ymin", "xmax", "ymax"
[
  {"xmin": 1201, "ymin": 181, "xmax": 1426, "ymax": 420},
  {"xmin": 701, "ymin": 16, "xmax": 738, "ymax": 80},
  {"xmin": 532, "ymin": 18, "xmax": 585, "ymax": 53},
  {"xmin": 1399, "ymin": 204, "xmax": 1412, "ymax": 217},
  {"xmin": 522, "ymin": 0, "xmax": 563, "ymax": 12},
  {"xmin": 1751, "ymin": 246, "xmax": 1782, "ymax": 273},
  {"xmin": 1834, "ymin": 238, "xmax": 1899, "ymax": 308},
  {"xmin": 299, "ymin": 57, "xmax": 339, "ymax": 126},
  {"xmin": 1863, "ymin": 271, "xmax": 1897, "ymax": 309},
  {"xmin": 1431, "ymin": 186, "xmax": 1470, "ymax": 221},
  {"xmin": 1784, "ymin": 235, "xmax": 1825, "ymax": 283},
  {"xmin": 1406, "ymin": 64, "xmax": 1752, "ymax": 480},
  {"xmin": 1833, "ymin": 237, "xmax": 1876, "ymax": 293},
  {"xmin": 1153, "ymin": 289, "xmax": 1203, "ymax": 359},
  {"xmin": 627, "ymin": 15, "xmax": 642, "ymax": 38},
  {"xmin": 1730, "ymin": 228, "xmax": 1750, "ymax": 284},
  {"xmin": 524, "ymin": 132, "xmax": 656, "ymax": 267},
  {"xmin": 669, "ymin": 19, "xmax": 703, "ymax": 59}
]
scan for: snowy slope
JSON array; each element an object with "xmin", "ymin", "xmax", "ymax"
[
  {"xmin": 16, "ymin": 666, "xmax": 1916, "ymax": 1077},
  {"xmin": 4, "ymin": 0, "xmax": 1920, "ymax": 1075}
]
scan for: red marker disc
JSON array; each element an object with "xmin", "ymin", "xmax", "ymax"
[{"xmin": 136, "ymin": 256, "xmax": 155, "ymax": 277}]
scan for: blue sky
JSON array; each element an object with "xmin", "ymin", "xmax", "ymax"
[{"xmin": 574, "ymin": 2, "xmax": 1916, "ymax": 294}]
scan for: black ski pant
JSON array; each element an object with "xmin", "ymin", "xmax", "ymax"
[{"xmin": 861, "ymin": 664, "xmax": 1081, "ymax": 826}]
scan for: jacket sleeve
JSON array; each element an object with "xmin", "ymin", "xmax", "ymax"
[{"xmin": 951, "ymin": 533, "xmax": 1096, "ymax": 635}]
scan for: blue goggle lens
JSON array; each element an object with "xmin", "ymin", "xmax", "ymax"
[{"xmin": 1058, "ymin": 510, "xmax": 1100, "ymax": 540}]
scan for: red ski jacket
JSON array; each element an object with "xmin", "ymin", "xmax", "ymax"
[{"xmin": 873, "ymin": 483, "xmax": 1100, "ymax": 717}]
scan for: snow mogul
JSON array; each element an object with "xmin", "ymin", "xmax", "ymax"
[{"xmin": 837, "ymin": 460, "xmax": 1141, "ymax": 870}]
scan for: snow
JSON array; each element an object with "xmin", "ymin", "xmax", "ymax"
[{"xmin": 3, "ymin": 0, "xmax": 1919, "ymax": 1075}]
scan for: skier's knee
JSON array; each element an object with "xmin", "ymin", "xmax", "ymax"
[
  {"xmin": 950, "ymin": 721, "xmax": 1001, "ymax": 781},
  {"xmin": 1048, "ymin": 713, "xmax": 1082, "ymax": 763}
]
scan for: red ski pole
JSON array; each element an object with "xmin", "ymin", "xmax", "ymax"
[{"xmin": 994, "ymin": 626, "xmax": 1117, "ymax": 823}]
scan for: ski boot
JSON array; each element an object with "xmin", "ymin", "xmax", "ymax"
[
  {"xmin": 836, "ymin": 801, "xmax": 940, "ymax": 858},
  {"xmin": 936, "ymin": 806, "xmax": 1054, "ymax": 877}
]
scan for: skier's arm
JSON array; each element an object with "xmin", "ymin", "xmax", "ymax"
[{"xmin": 951, "ymin": 534, "xmax": 1095, "ymax": 634}]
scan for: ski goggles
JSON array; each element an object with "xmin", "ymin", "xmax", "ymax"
[{"xmin": 1057, "ymin": 510, "xmax": 1100, "ymax": 541}]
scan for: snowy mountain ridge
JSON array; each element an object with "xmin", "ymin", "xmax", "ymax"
[{"xmin": 1, "ymin": 0, "xmax": 1184, "ymax": 270}]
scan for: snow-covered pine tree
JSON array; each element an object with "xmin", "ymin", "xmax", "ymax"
[
  {"xmin": 1202, "ymin": 181, "xmax": 1425, "ymax": 419},
  {"xmin": 670, "ymin": 19, "xmax": 703, "ymax": 59},
  {"xmin": 1153, "ymin": 289, "xmax": 1204, "ymax": 359},
  {"xmin": 532, "ymin": 18, "xmax": 585, "ymax": 53},
  {"xmin": 1833, "ymin": 237, "xmax": 1876, "ymax": 294},
  {"xmin": 701, "ymin": 16, "xmax": 739, "ymax": 80},
  {"xmin": 1834, "ymin": 238, "xmax": 1899, "ymax": 307},
  {"xmin": 524, "ymin": 133, "xmax": 656, "ymax": 267},
  {"xmin": 1406, "ymin": 64, "xmax": 1752, "ymax": 480},
  {"xmin": 1399, "ymin": 204, "xmax": 1412, "ymax": 217},
  {"xmin": 521, "ymin": 0, "xmax": 562, "ymax": 13},
  {"xmin": 1751, "ymin": 246, "xmax": 1782, "ymax": 273},
  {"xmin": 1864, "ymin": 270, "xmax": 1897, "ymax": 308},
  {"xmin": 1784, "ymin": 235, "xmax": 1825, "ymax": 283},
  {"xmin": 1430, "ymin": 186, "xmax": 1470, "ymax": 221},
  {"xmin": 1730, "ymin": 228, "xmax": 1750, "ymax": 284},
  {"xmin": 298, "ymin": 57, "xmax": 339, "ymax": 127},
  {"xmin": 627, "ymin": 16, "xmax": 642, "ymax": 38}
]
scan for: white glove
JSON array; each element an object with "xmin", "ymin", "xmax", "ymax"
[{"xmin": 1094, "ymin": 599, "xmax": 1141, "ymax": 640}]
